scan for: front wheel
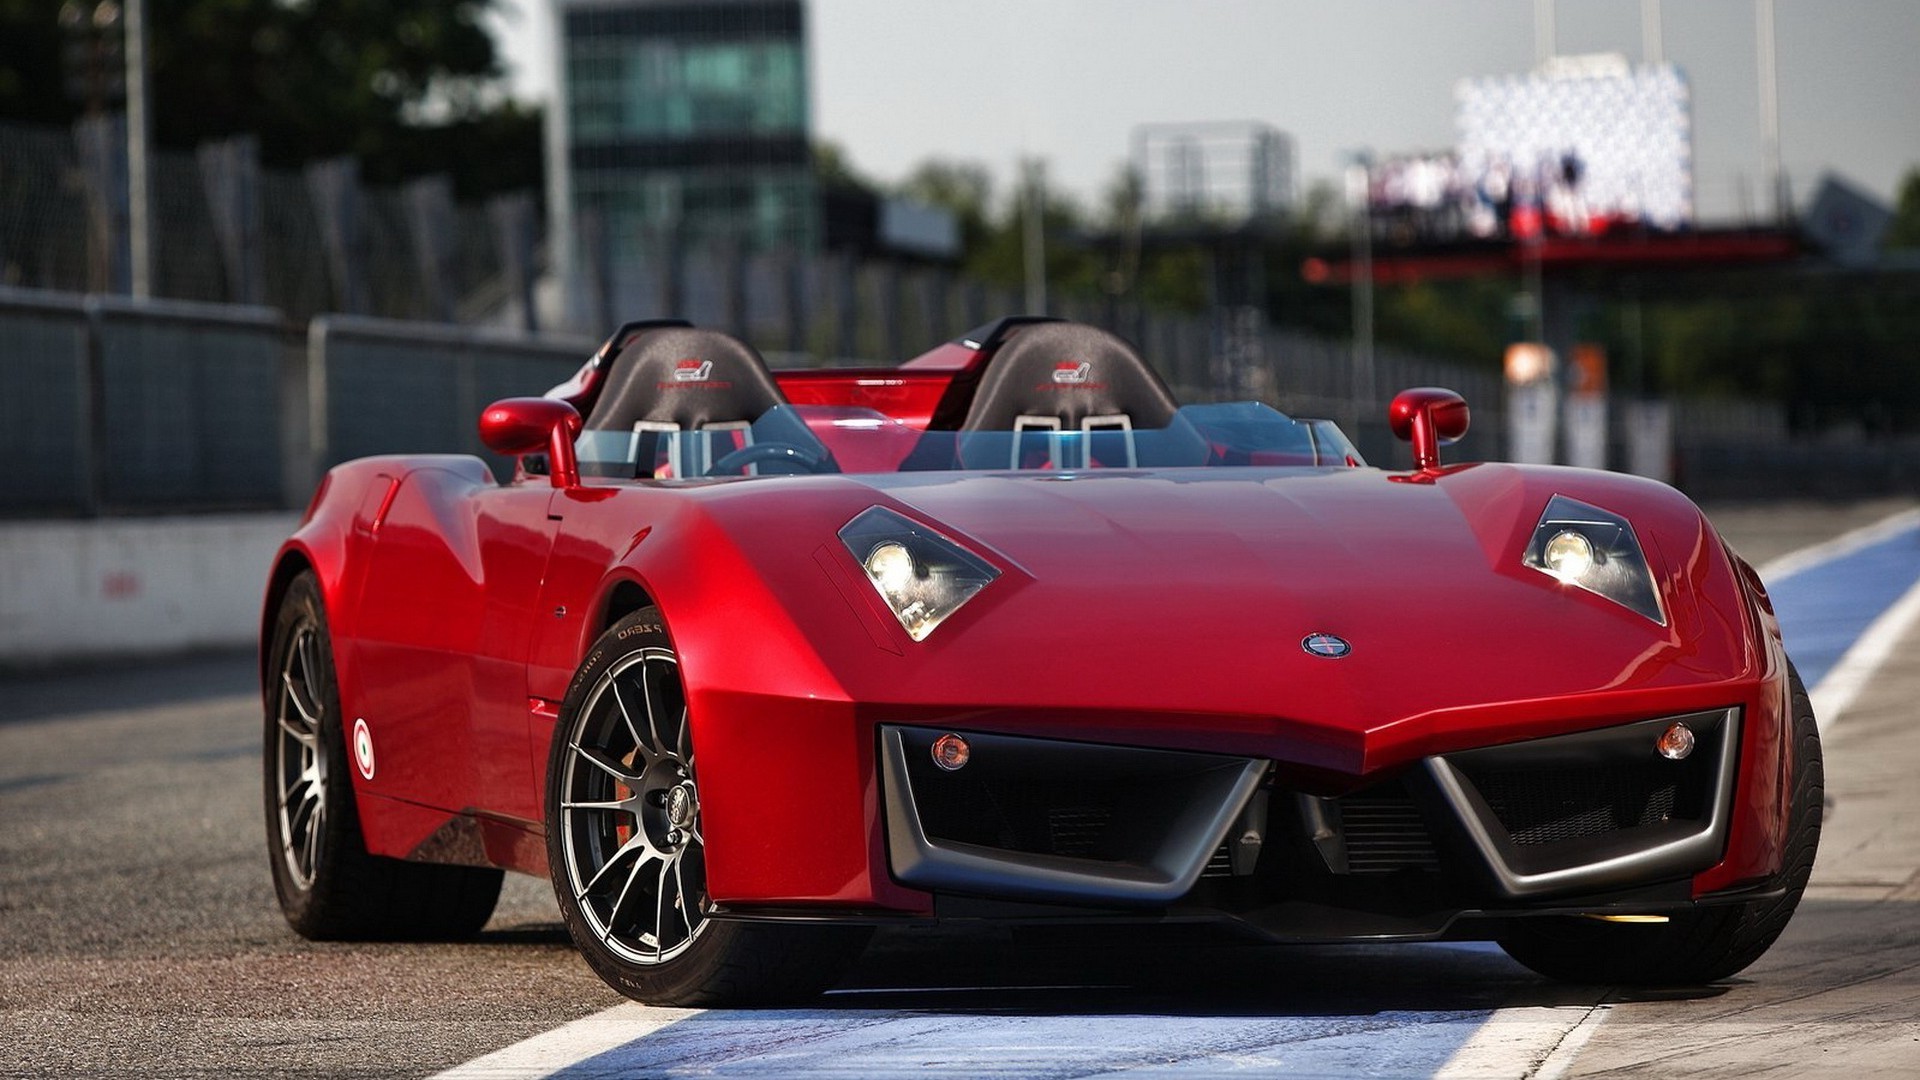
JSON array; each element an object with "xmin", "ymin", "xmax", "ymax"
[
  {"xmin": 1498, "ymin": 665, "xmax": 1824, "ymax": 985},
  {"xmin": 545, "ymin": 608, "xmax": 869, "ymax": 1005},
  {"xmin": 264, "ymin": 570, "xmax": 503, "ymax": 940}
]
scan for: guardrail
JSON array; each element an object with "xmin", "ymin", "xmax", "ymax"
[
  {"xmin": 0, "ymin": 286, "xmax": 287, "ymax": 515},
  {"xmin": 0, "ymin": 289, "xmax": 599, "ymax": 514},
  {"xmin": 308, "ymin": 315, "xmax": 596, "ymax": 482},
  {"xmin": 11, "ymin": 284, "xmax": 1907, "ymax": 516}
]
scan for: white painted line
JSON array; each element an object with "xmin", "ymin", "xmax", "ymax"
[
  {"xmin": 1809, "ymin": 572, "xmax": 1920, "ymax": 734},
  {"xmin": 428, "ymin": 1003, "xmax": 691, "ymax": 1080},
  {"xmin": 442, "ymin": 1008, "xmax": 1503, "ymax": 1077},
  {"xmin": 1751, "ymin": 507, "xmax": 1920, "ymax": 584},
  {"xmin": 1433, "ymin": 1004, "xmax": 1610, "ymax": 1080}
]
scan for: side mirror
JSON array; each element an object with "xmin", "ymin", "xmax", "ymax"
[
  {"xmin": 1388, "ymin": 387, "xmax": 1470, "ymax": 472},
  {"xmin": 479, "ymin": 397, "xmax": 583, "ymax": 487}
]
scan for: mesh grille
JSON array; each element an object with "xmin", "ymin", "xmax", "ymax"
[
  {"xmin": 896, "ymin": 729, "xmax": 1258, "ymax": 872},
  {"xmin": 1046, "ymin": 808, "xmax": 1113, "ymax": 858},
  {"xmin": 1472, "ymin": 766, "xmax": 1678, "ymax": 846},
  {"xmin": 909, "ymin": 767, "xmax": 1125, "ymax": 858}
]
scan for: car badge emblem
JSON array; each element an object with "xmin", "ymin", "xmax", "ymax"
[
  {"xmin": 352, "ymin": 717, "xmax": 377, "ymax": 778},
  {"xmin": 1301, "ymin": 633, "xmax": 1351, "ymax": 659},
  {"xmin": 672, "ymin": 358, "xmax": 713, "ymax": 382},
  {"xmin": 1051, "ymin": 361, "xmax": 1092, "ymax": 384}
]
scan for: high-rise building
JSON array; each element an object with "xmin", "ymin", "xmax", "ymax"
[{"xmin": 549, "ymin": 0, "xmax": 814, "ymax": 297}]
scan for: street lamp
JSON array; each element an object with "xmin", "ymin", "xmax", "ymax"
[
  {"xmin": 1344, "ymin": 152, "xmax": 1375, "ymax": 443},
  {"xmin": 57, "ymin": 0, "xmax": 151, "ymax": 299},
  {"xmin": 59, "ymin": 1, "xmax": 125, "ymax": 114}
]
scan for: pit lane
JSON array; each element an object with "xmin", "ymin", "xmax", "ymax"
[{"xmin": 2, "ymin": 499, "xmax": 1915, "ymax": 1078}]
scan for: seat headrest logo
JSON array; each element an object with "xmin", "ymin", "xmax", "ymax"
[
  {"xmin": 672, "ymin": 359, "xmax": 714, "ymax": 382},
  {"xmin": 1051, "ymin": 361, "xmax": 1092, "ymax": 385}
]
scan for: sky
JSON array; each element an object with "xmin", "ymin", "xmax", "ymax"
[{"xmin": 488, "ymin": 0, "xmax": 1920, "ymax": 222}]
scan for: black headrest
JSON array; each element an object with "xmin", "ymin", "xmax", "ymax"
[
  {"xmin": 584, "ymin": 327, "xmax": 789, "ymax": 432},
  {"xmin": 958, "ymin": 322, "xmax": 1180, "ymax": 431}
]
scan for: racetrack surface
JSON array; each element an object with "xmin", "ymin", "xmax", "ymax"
[{"xmin": 2, "ymin": 498, "xmax": 1916, "ymax": 1078}]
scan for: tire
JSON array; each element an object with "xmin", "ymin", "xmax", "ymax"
[
  {"xmin": 1498, "ymin": 665, "xmax": 1824, "ymax": 985},
  {"xmin": 264, "ymin": 570, "xmax": 503, "ymax": 940},
  {"xmin": 545, "ymin": 608, "xmax": 870, "ymax": 1006}
]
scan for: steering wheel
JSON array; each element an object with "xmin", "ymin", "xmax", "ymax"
[{"xmin": 704, "ymin": 442, "xmax": 832, "ymax": 477}]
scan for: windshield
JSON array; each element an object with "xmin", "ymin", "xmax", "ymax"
[{"xmin": 574, "ymin": 401, "xmax": 1363, "ymax": 480}]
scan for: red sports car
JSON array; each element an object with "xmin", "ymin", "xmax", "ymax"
[{"xmin": 262, "ymin": 317, "xmax": 1820, "ymax": 1005}]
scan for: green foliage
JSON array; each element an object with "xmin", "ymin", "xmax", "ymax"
[
  {"xmin": 1373, "ymin": 280, "xmax": 1510, "ymax": 367},
  {"xmin": 813, "ymin": 139, "xmax": 876, "ymax": 193},
  {"xmin": 898, "ymin": 157, "xmax": 995, "ymax": 257},
  {"xmin": 1631, "ymin": 280, "xmax": 1920, "ymax": 432},
  {"xmin": 1887, "ymin": 166, "xmax": 1920, "ymax": 250},
  {"xmin": 0, "ymin": 0, "xmax": 539, "ymax": 197},
  {"xmin": 0, "ymin": 1, "xmax": 69, "ymax": 124}
]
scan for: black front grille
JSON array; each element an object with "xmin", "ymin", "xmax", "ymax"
[
  {"xmin": 1473, "ymin": 767, "xmax": 1678, "ymax": 846},
  {"xmin": 1047, "ymin": 808, "xmax": 1113, "ymax": 858},
  {"xmin": 896, "ymin": 728, "xmax": 1257, "ymax": 866},
  {"xmin": 907, "ymin": 765, "xmax": 1128, "ymax": 859},
  {"xmin": 1441, "ymin": 713, "xmax": 1723, "ymax": 855},
  {"xmin": 1337, "ymin": 783, "xmax": 1440, "ymax": 873}
]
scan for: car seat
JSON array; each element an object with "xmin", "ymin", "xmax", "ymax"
[
  {"xmin": 580, "ymin": 327, "xmax": 807, "ymax": 478},
  {"xmin": 954, "ymin": 322, "xmax": 1203, "ymax": 469}
]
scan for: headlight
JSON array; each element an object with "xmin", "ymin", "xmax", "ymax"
[
  {"xmin": 839, "ymin": 507, "xmax": 1001, "ymax": 641},
  {"xmin": 1523, "ymin": 495, "xmax": 1666, "ymax": 625}
]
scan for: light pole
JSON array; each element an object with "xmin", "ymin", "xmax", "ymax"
[
  {"xmin": 60, "ymin": 0, "xmax": 148, "ymax": 296},
  {"xmin": 1344, "ymin": 154, "xmax": 1375, "ymax": 440},
  {"xmin": 125, "ymin": 0, "xmax": 152, "ymax": 298},
  {"xmin": 1022, "ymin": 158, "xmax": 1048, "ymax": 315},
  {"xmin": 1756, "ymin": 0, "xmax": 1785, "ymax": 222}
]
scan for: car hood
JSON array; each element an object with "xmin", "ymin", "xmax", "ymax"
[{"xmin": 811, "ymin": 465, "xmax": 1756, "ymax": 765}]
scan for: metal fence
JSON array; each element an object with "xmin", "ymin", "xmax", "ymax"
[
  {"xmin": 0, "ymin": 288, "xmax": 91, "ymax": 512},
  {"xmin": 13, "ymin": 280, "xmax": 1904, "ymax": 518},
  {"xmin": 309, "ymin": 316, "xmax": 595, "ymax": 480},
  {"xmin": 0, "ymin": 285, "xmax": 286, "ymax": 515},
  {"xmin": 0, "ymin": 119, "xmax": 528, "ymax": 326}
]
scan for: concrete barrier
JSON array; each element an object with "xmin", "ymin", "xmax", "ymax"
[{"xmin": 0, "ymin": 512, "xmax": 298, "ymax": 666}]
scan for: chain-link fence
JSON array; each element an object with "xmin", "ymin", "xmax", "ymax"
[
  {"xmin": 310, "ymin": 316, "xmax": 595, "ymax": 480},
  {"xmin": 0, "ymin": 119, "xmax": 530, "ymax": 326},
  {"xmin": 9, "ymin": 279, "xmax": 1918, "ymax": 517},
  {"xmin": 8, "ymin": 110, "xmax": 1899, "ymax": 513},
  {"xmin": 0, "ymin": 285, "xmax": 288, "ymax": 515}
]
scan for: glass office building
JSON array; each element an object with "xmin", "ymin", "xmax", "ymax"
[{"xmin": 556, "ymin": 0, "xmax": 816, "ymax": 254}]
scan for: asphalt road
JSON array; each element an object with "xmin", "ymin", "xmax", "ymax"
[{"xmin": 2, "ymin": 499, "xmax": 1916, "ymax": 1078}]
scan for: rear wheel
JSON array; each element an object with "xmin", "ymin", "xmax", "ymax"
[
  {"xmin": 264, "ymin": 570, "xmax": 503, "ymax": 940},
  {"xmin": 545, "ymin": 608, "xmax": 869, "ymax": 1005},
  {"xmin": 1498, "ymin": 666, "xmax": 1823, "ymax": 985}
]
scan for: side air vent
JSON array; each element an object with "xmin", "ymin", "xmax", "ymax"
[
  {"xmin": 1423, "ymin": 708, "xmax": 1741, "ymax": 900},
  {"xmin": 879, "ymin": 726, "xmax": 1267, "ymax": 906}
]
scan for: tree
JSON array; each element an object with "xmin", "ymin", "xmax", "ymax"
[
  {"xmin": 0, "ymin": 0, "xmax": 540, "ymax": 198},
  {"xmin": 898, "ymin": 158, "xmax": 994, "ymax": 252},
  {"xmin": 812, "ymin": 139, "xmax": 877, "ymax": 193},
  {"xmin": 0, "ymin": 1, "xmax": 74, "ymax": 125},
  {"xmin": 1886, "ymin": 166, "xmax": 1920, "ymax": 251}
]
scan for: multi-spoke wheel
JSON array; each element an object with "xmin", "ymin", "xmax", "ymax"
[
  {"xmin": 272, "ymin": 619, "xmax": 330, "ymax": 891},
  {"xmin": 546, "ymin": 608, "xmax": 871, "ymax": 1005},
  {"xmin": 556, "ymin": 646, "xmax": 710, "ymax": 964},
  {"xmin": 263, "ymin": 570, "xmax": 503, "ymax": 940}
]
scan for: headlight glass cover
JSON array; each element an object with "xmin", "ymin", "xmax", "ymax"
[
  {"xmin": 1523, "ymin": 494, "xmax": 1666, "ymax": 625},
  {"xmin": 839, "ymin": 506, "xmax": 1001, "ymax": 641}
]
